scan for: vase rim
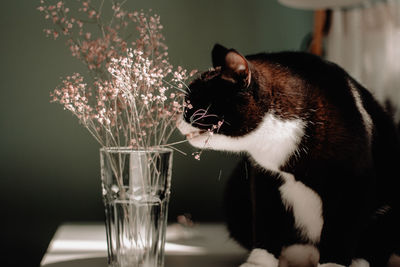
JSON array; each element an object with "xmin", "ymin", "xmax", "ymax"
[{"xmin": 100, "ymin": 146, "xmax": 173, "ymax": 154}]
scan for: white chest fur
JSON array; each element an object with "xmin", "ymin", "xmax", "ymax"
[
  {"xmin": 178, "ymin": 113, "xmax": 324, "ymax": 242},
  {"xmin": 244, "ymin": 115, "xmax": 323, "ymax": 243},
  {"xmin": 244, "ymin": 113, "xmax": 305, "ymax": 171},
  {"xmin": 178, "ymin": 113, "xmax": 305, "ymax": 171}
]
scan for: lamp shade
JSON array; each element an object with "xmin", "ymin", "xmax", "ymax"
[{"xmin": 278, "ymin": 0, "xmax": 368, "ymax": 10}]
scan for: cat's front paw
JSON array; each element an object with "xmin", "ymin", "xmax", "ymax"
[
  {"xmin": 279, "ymin": 244, "xmax": 319, "ymax": 267},
  {"xmin": 318, "ymin": 258, "xmax": 369, "ymax": 267},
  {"xmin": 239, "ymin": 249, "xmax": 279, "ymax": 267}
]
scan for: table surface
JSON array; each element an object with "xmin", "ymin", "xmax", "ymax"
[{"xmin": 41, "ymin": 223, "xmax": 248, "ymax": 267}]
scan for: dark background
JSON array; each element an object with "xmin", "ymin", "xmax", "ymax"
[{"xmin": 0, "ymin": 1, "xmax": 312, "ymax": 266}]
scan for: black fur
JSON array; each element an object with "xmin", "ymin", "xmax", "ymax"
[{"xmin": 183, "ymin": 44, "xmax": 400, "ymax": 266}]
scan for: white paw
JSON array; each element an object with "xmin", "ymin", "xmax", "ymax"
[
  {"xmin": 350, "ymin": 259, "xmax": 370, "ymax": 267},
  {"xmin": 388, "ymin": 254, "xmax": 400, "ymax": 267},
  {"xmin": 280, "ymin": 244, "xmax": 320, "ymax": 267},
  {"xmin": 318, "ymin": 258, "xmax": 370, "ymax": 267},
  {"xmin": 239, "ymin": 249, "xmax": 279, "ymax": 267},
  {"xmin": 240, "ymin": 264, "xmax": 260, "ymax": 267}
]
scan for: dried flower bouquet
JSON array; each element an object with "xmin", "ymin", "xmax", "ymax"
[
  {"xmin": 39, "ymin": 2, "xmax": 198, "ymax": 264},
  {"xmin": 39, "ymin": 0, "xmax": 195, "ymax": 150}
]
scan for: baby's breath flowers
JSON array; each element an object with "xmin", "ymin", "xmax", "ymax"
[{"xmin": 40, "ymin": 0, "xmax": 196, "ymax": 149}]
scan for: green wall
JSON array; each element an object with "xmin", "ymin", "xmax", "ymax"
[{"xmin": 0, "ymin": 1, "xmax": 312, "ymax": 266}]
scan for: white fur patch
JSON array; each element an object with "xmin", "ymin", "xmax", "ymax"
[
  {"xmin": 319, "ymin": 264, "xmax": 345, "ymax": 267},
  {"xmin": 179, "ymin": 113, "xmax": 323, "ymax": 242},
  {"xmin": 178, "ymin": 113, "xmax": 323, "ymax": 242},
  {"xmin": 177, "ymin": 113, "xmax": 305, "ymax": 172},
  {"xmin": 348, "ymin": 79, "xmax": 373, "ymax": 145},
  {"xmin": 280, "ymin": 244, "xmax": 320, "ymax": 267},
  {"xmin": 177, "ymin": 117, "xmax": 200, "ymax": 137},
  {"xmin": 350, "ymin": 259, "xmax": 370, "ymax": 267},
  {"xmin": 318, "ymin": 258, "xmax": 369, "ymax": 267},
  {"xmin": 388, "ymin": 254, "xmax": 400, "ymax": 267},
  {"xmin": 279, "ymin": 172, "xmax": 324, "ymax": 243},
  {"xmin": 240, "ymin": 248, "xmax": 278, "ymax": 267}
]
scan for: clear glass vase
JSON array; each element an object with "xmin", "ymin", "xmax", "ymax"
[{"xmin": 100, "ymin": 147, "xmax": 173, "ymax": 267}]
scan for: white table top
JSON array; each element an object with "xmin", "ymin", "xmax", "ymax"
[{"xmin": 41, "ymin": 223, "xmax": 248, "ymax": 267}]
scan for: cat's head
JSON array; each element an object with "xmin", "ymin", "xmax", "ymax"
[{"xmin": 178, "ymin": 44, "xmax": 266, "ymax": 151}]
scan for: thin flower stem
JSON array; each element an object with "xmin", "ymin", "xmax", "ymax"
[
  {"xmin": 159, "ymin": 139, "xmax": 188, "ymax": 147},
  {"xmin": 163, "ymin": 145, "xmax": 187, "ymax": 156},
  {"xmin": 43, "ymin": 0, "xmax": 193, "ymax": 151}
]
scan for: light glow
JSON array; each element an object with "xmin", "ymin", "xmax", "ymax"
[{"xmin": 50, "ymin": 240, "xmax": 206, "ymax": 254}]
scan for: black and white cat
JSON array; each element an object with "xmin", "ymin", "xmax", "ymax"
[{"xmin": 178, "ymin": 44, "xmax": 400, "ymax": 267}]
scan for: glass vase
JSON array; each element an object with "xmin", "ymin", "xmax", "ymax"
[{"xmin": 100, "ymin": 147, "xmax": 173, "ymax": 267}]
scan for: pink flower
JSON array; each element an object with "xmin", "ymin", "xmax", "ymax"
[{"xmin": 43, "ymin": 2, "xmax": 194, "ymax": 149}]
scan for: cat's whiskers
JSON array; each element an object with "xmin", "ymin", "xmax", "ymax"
[{"xmin": 189, "ymin": 108, "xmax": 219, "ymax": 127}]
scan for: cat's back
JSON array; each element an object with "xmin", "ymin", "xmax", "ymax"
[
  {"xmin": 246, "ymin": 51, "xmax": 342, "ymax": 79},
  {"xmin": 246, "ymin": 51, "xmax": 361, "ymax": 112}
]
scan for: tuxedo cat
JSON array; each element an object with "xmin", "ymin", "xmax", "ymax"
[{"xmin": 178, "ymin": 44, "xmax": 400, "ymax": 267}]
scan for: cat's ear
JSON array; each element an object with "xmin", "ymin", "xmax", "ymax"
[
  {"xmin": 211, "ymin": 44, "xmax": 251, "ymax": 87},
  {"xmin": 212, "ymin": 44, "xmax": 230, "ymax": 68},
  {"xmin": 223, "ymin": 50, "xmax": 251, "ymax": 87}
]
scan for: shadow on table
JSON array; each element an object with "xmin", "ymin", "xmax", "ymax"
[{"xmin": 44, "ymin": 254, "xmax": 246, "ymax": 267}]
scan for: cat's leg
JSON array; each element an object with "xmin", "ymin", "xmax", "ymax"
[
  {"xmin": 318, "ymin": 224, "xmax": 358, "ymax": 266},
  {"xmin": 277, "ymin": 246, "xmax": 369, "ymax": 267},
  {"xmin": 317, "ymin": 171, "xmax": 373, "ymax": 266},
  {"xmin": 226, "ymin": 161, "xmax": 300, "ymax": 266},
  {"xmin": 274, "ymin": 172, "xmax": 323, "ymax": 267},
  {"xmin": 239, "ymin": 246, "xmax": 347, "ymax": 267},
  {"xmin": 276, "ymin": 172, "xmax": 371, "ymax": 266},
  {"xmin": 278, "ymin": 172, "xmax": 324, "ymax": 244},
  {"xmin": 240, "ymin": 248, "xmax": 279, "ymax": 267},
  {"xmin": 355, "ymin": 206, "xmax": 400, "ymax": 266}
]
